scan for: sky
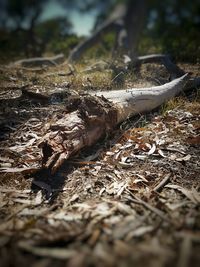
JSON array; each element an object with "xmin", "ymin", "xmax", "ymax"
[{"xmin": 40, "ymin": 0, "xmax": 96, "ymax": 36}]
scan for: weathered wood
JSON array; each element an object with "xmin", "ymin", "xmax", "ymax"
[
  {"xmin": 39, "ymin": 95, "xmax": 118, "ymax": 173},
  {"xmin": 79, "ymin": 53, "xmax": 186, "ymax": 83},
  {"xmin": 122, "ymin": 0, "xmax": 147, "ymax": 58},
  {"xmin": 92, "ymin": 74, "xmax": 188, "ymax": 123},
  {"xmin": 39, "ymin": 74, "xmax": 189, "ymax": 173}
]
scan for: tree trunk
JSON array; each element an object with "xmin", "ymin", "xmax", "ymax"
[{"xmin": 117, "ymin": 0, "xmax": 147, "ymax": 58}]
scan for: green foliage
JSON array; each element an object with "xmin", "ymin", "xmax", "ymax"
[
  {"xmin": 4, "ymin": 0, "xmax": 47, "ymax": 28},
  {"xmin": 138, "ymin": 35, "xmax": 163, "ymax": 55},
  {"xmin": 35, "ymin": 17, "xmax": 76, "ymax": 55},
  {"xmin": 0, "ymin": 15, "xmax": 77, "ymax": 62},
  {"xmin": 0, "ymin": 29, "xmax": 27, "ymax": 62},
  {"xmin": 80, "ymin": 0, "xmax": 200, "ymax": 62},
  {"xmin": 83, "ymin": 32, "xmax": 115, "ymax": 60},
  {"xmin": 46, "ymin": 35, "xmax": 81, "ymax": 56},
  {"xmin": 138, "ymin": 26, "xmax": 200, "ymax": 62}
]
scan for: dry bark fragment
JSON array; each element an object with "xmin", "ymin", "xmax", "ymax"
[{"xmin": 39, "ymin": 95, "xmax": 118, "ymax": 173}]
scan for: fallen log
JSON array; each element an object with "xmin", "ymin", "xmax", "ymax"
[{"xmin": 39, "ymin": 74, "xmax": 189, "ymax": 173}]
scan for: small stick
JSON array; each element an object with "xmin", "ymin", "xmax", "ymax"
[
  {"xmin": 153, "ymin": 174, "xmax": 171, "ymax": 192},
  {"xmin": 126, "ymin": 189, "xmax": 169, "ymax": 222}
]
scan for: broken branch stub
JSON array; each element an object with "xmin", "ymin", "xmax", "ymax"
[
  {"xmin": 133, "ymin": 54, "xmax": 185, "ymax": 79},
  {"xmin": 39, "ymin": 74, "xmax": 188, "ymax": 173}
]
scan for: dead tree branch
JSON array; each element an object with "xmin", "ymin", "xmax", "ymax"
[
  {"xmin": 39, "ymin": 74, "xmax": 188, "ymax": 173},
  {"xmin": 13, "ymin": 54, "xmax": 65, "ymax": 68}
]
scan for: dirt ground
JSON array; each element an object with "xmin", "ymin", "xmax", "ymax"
[{"xmin": 0, "ymin": 61, "xmax": 199, "ymax": 267}]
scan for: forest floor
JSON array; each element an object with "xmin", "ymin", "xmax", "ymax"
[{"xmin": 0, "ymin": 60, "xmax": 199, "ymax": 267}]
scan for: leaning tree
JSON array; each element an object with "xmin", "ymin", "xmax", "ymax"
[{"xmin": 67, "ymin": 0, "xmax": 147, "ymax": 62}]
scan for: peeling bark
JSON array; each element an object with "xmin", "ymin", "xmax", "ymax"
[{"xmin": 39, "ymin": 95, "xmax": 118, "ymax": 173}]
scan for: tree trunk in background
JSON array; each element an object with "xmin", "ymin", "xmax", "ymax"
[
  {"xmin": 25, "ymin": 6, "xmax": 42, "ymax": 57},
  {"xmin": 123, "ymin": 0, "xmax": 147, "ymax": 58},
  {"xmin": 68, "ymin": 0, "xmax": 147, "ymax": 62},
  {"xmin": 38, "ymin": 74, "xmax": 188, "ymax": 173}
]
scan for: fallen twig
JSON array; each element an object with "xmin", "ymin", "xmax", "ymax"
[
  {"xmin": 153, "ymin": 173, "xmax": 171, "ymax": 192},
  {"xmin": 126, "ymin": 189, "xmax": 170, "ymax": 222}
]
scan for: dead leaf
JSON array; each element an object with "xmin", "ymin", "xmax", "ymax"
[
  {"xmin": 158, "ymin": 149, "xmax": 166, "ymax": 158},
  {"xmin": 69, "ymin": 193, "xmax": 79, "ymax": 203},
  {"xmin": 165, "ymin": 184, "xmax": 200, "ymax": 204},
  {"xmin": 176, "ymin": 154, "xmax": 191, "ymax": 162},
  {"xmin": 147, "ymin": 143, "xmax": 156, "ymax": 155},
  {"xmin": 12, "ymin": 191, "xmax": 43, "ymax": 206},
  {"xmin": 126, "ymin": 225, "xmax": 154, "ymax": 240},
  {"xmin": 18, "ymin": 241, "xmax": 76, "ymax": 259},
  {"xmin": 165, "ymin": 201, "xmax": 190, "ymax": 211},
  {"xmin": 185, "ymin": 136, "xmax": 200, "ymax": 145},
  {"xmin": 48, "ymin": 212, "xmax": 82, "ymax": 221}
]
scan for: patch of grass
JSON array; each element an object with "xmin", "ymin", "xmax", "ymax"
[
  {"xmin": 72, "ymin": 71, "xmax": 112, "ymax": 92},
  {"xmin": 26, "ymin": 61, "xmax": 113, "ymax": 92},
  {"xmin": 161, "ymin": 96, "xmax": 187, "ymax": 115}
]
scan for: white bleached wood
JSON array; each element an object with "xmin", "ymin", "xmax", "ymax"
[{"xmin": 92, "ymin": 74, "xmax": 188, "ymax": 123}]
